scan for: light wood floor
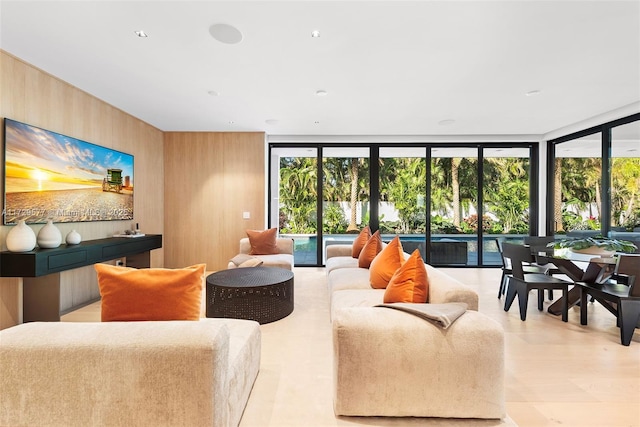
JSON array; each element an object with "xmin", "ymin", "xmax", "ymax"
[{"xmin": 62, "ymin": 267, "xmax": 640, "ymax": 427}]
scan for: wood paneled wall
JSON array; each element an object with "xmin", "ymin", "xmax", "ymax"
[
  {"xmin": 0, "ymin": 51, "xmax": 164, "ymax": 329},
  {"xmin": 164, "ymin": 132, "xmax": 265, "ymax": 271}
]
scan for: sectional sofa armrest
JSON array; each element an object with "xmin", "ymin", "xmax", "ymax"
[
  {"xmin": 239, "ymin": 237, "xmax": 294, "ymax": 255},
  {"xmin": 425, "ymin": 264, "xmax": 479, "ymax": 310},
  {"xmin": 0, "ymin": 320, "xmax": 232, "ymax": 427},
  {"xmin": 275, "ymin": 237, "xmax": 294, "ymax": 255},
  {"xmin": 332, "ymin": 307, "xmax": 505, "ymax": 418},
  {"xmin": 326, "ymin": 244, "xmax": 353, "ymax": 259}
]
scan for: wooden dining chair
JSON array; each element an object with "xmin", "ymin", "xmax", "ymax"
[{"xmin": 502, "ymin": 242, "xmax": 572, "ymax": 321}]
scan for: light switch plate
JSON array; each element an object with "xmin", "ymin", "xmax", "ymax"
[{"xmin": 242, "ymin": 211, "xmax": 250, "ymax": 219}]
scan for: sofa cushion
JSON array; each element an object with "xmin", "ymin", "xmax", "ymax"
[
  {"xmin": 246, "ymin": 228, "xmax": 279, "ymax": 255},
  {"xmin": 331, "ymin": 289, "xmax": 386, "ymax": 321},
  {"xmin": 351, "ymin": 226, "xmax": 371, "ymax": 258},
  {"xmin": 358, "ymin": 230, "xmax": 382, "ymax": 268},
  {"xmin": 369, "ymin": 236, "xmax": 405, "ymax": 289},
  {"xmin": 96, "ymin": 263, "xmax": 205, "ymax": 322},
  {"xmin": 383, "ymin": 250, "xmax": 428, "ymax": 303},
  {"xmin": 327, "ymin": 267, "xmax": 372, "ymax": 294}
]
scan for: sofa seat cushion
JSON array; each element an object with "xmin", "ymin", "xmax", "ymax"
[
  {"xmin": 326, "ymin": 256, "xmax": 359, "ymax": 274},
  {"xmin": 330, "ymin": 289, "xmax": 385, "ymax": 321},
  {"xmin": 332, "ymin": 308, "xmax": 505, "ymax": 418}
]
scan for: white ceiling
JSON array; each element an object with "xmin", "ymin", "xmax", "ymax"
[{"xmin": 1, "ymin": 0, "xmax": 639, "ymax": 139}]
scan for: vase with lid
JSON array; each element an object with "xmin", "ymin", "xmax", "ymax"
[
  {"xmin": 5, "ymin": 220, "xmax": 37, "ymax": 252},
  {"xmin": 37, "ymin": 220, "xmax": 62, "ymax": 249}
]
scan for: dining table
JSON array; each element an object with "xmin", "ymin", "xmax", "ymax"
[{"xmin": 542, "ymin": 255, "xmax": 617, "ymax": 316}]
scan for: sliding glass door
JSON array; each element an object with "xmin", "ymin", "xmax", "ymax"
[
  {"xmin": 609, "ymin": 120, "xmax": 640, "ymax": 242},
  {"xmin": 322, "ymin": 147, "xmax": 370, "ymax": 264},
  {"xmin": 270, "ymin": 142, "xmax": 538, "ymax": 267},
  {"xmin": 552, "ymin": 134, "xmax": 602, "ymax": 237},
  {"xmin": 430, "ymin": 147, "xmax": 478, "ymax": 265},
  {"xmin": 482, "ymin": 147, "xmax": 531, "ymax": 266},
  {"xmin": 271, "ymin": 147, "xmax": 319, "ymax": 265},
  {"xmin": 379, "ymin": 147, "xmax": 427, "ymax": 258}
]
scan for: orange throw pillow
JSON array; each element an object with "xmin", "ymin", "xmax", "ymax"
[
  {"xmin": 351, "ymin": 226, "xmax": 371, "ymax": 258},
  {"xmin": 96, "ymin": 263, "xmax": 205, "ymax": 322},
  {"xmin": 369, "ymin": 236, "xmax": 405, "ymax": 289},
  {"xmin": 246, "ymin": 228, "xmax": 279, "ymax": 255},
  {"xmin": 383, "ymin": 250, "xmax": 429, "ymax": 303},
  {"xmin": 358, "ymin": 230, "xmax": 382, "ymax": 268}
]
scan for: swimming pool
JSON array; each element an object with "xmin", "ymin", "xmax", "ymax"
[{"xmin": 282, "ymin": 233, "xmax": 529, "ymax": 266}]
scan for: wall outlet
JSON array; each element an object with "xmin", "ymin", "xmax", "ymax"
[
  {"xmin": 116, "ymin": 260, "xmax": 124, "ymax": 266},
  {"xmin": 242, "ymin": 211, "xmax": 250, "ymax": 219}
]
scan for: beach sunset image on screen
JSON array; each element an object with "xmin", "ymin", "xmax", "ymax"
[{"xmin": 3, "ymin": 119, "xmax": 134, "ymax": 224}]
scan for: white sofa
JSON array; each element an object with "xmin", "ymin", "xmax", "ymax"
[
  {"xmin": 228, "ymin": 237, "xmax": 294, "ymax": 270},
  {"xmin": 326, "ymin": 244, "xmax": 505, "ymax": 419},
  {"xmin": 0, "ymin": 318, "xmax": 260, "ymax": 427}
]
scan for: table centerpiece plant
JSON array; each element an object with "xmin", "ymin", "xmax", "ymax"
[{"xmin": 549, "ymin": 236, "xmax": 638, "ymax": 256}]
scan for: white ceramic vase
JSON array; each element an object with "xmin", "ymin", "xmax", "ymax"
[
  {"xmin": 37, "ymin": 220, "xmax": 62, "ymax": 249},
  {"xmin": 5, "ymin": 220, "xmax": 37, "ymax": 252},
  {"xmin": 65, "ymin": 229, "xmax": 82, "ymax": 245}
]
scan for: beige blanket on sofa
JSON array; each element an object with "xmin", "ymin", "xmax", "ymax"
[{"xmin": 375, "ymin": 302, "xmax": 468, "ymax": 329}]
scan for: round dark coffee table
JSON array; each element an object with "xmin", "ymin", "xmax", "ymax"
[{"xmin": 205, "ymin": 266, "xmax": 294, "ymax": 324}]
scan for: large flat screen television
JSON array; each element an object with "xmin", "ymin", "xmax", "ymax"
[{"xmin": 2, "ymin": 118, "xmax": 134, "ymax": 225}]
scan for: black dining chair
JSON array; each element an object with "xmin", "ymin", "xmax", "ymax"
[
  {"xmin": 576, "ymin": 254, "xmax": 640, "ymax": 346},
  {"xmin": 524, "ymin": 236, "xmax": 563, "ymax": 299},
  {"xmin": 502, "ymin": 242, "xmax": 572, "ymax": 321},
  {"xmin": 496, "ymin": 239, "xmax": 549, "ymax": 298}
]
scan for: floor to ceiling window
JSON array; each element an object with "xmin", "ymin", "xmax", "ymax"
[
  {"xmin": 552, "ymin": 134, "xmax": 603, "ymax": 237},
  {"xmin": 547, "ymin": 113, "xmax": 640, "ymax": 244},
  {"xmin": 610, "ymin": 120, "xmax": 640, "ymax": 241},
  {"xmin": 379, "ymin": 147, "xmax": 427, "ymax": 258},
  {"xmin": 482, "ymin": 147, "xmax": 532, "ymax": 266},
  {"xmin": 430, "ymin": 147, "xmax": 479, "ymax": 265},
  {"xmin": 322, "ymin": 147, "xmax": 370, "ymax": 264},
  {"xmin": 270, "ymin": 142, "xmax": 538, "ymax": 267},
  {"xmin": 271, "ymin": 147, "xmax": 319, "ymax": 265}
]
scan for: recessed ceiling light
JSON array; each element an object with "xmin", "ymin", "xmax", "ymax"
[
  {"xmin": 134, "ymin": 30, "xmax": 148, "ymax": 38},
  {"xmin": 209, "ymin": 23, "xmax": 243, "ymax": 44},
  {"xmin": 311, "ymin": 30, "xmax": 320, "ymax": 38},
  {"xmin": 207, "ymin": 90, "xmax": 219, "ymax": 97},
  {"xmin": 525, "ymin": 89, "xmax": 541, "ymax": 97},
  {"xmin": 265, "ymin": 119, "xmax": 279, "ymax": 125},
  {"xmin": 315, "ymin": 90, "xmax": 328, "ymax": 97},
  {"xmin": 438, "ymin": 119, "xmax": 455, "ymax": 126}
]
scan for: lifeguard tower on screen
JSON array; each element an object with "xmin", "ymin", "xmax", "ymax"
[{"xmin": 102, "ymin": 168, "xmax": 123, "ymax": 193}]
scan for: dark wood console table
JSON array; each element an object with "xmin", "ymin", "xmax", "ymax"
[{"xmin": 0, "ymin": 234, "xmax": 162, "ymax": 322}]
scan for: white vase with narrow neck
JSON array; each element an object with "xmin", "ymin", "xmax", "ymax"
[
  {"xmin": 5, "ymin": 220, "xmax": 37, "ymax": 252},
  {"xmin": 37, "ymin": 220, "xmax": 62, "ymax": 249}
]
